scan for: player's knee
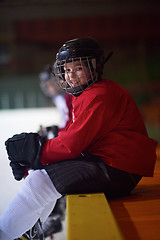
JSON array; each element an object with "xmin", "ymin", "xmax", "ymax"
[
  {"xmin": 23, "ymin": 170, "xmax": 44, "ymax": 191},
  {"xmin": 22, "ymin": 170, "xmax": 61, "ymax": 201}
]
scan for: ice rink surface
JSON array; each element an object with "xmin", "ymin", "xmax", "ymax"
[{"xmin": 0, "ymin": 107, "xmax": 65, "ymax": 239}]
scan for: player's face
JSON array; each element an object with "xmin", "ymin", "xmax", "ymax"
[{"xmin": 64, "ymin": 60, "xmax": 90, "ymax": 87}]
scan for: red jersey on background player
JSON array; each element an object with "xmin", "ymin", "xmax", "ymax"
[{"xmin": 0, "ymin": 37, "xmax": 157, "ymax": 240}]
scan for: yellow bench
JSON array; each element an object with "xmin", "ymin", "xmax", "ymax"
[{"xmin": 66, "ymin": 193, "xmax": 124, "ymax": 240}]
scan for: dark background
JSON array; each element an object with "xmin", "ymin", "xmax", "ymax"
[{"xmin": 0, "ymin": 0, "xmax": 160, "ymax": 140}]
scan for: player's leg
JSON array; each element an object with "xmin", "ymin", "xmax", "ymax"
[
  {"xmin": 42, "ymin": 197, "xmax": 65, "ymax": 238},
  {"xmin": 15, "ymin": 219, "xmax": 44, "ymax": 240},
  {"xmin": 0, "ymin": 169, "xmax": 62, "ymax": 240},
  {"xmin": 45, "ymin": 155, "xmax": 141, "ymax": 197}
]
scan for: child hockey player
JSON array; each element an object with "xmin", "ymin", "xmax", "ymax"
[{"xmin": 0, "ymin": 37, "xmax": 157, "ymax": 240}]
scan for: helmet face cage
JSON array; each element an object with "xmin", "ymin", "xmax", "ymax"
[
  {"xmin": 53, "ymin": 37, "xmax": 107, "ymax": 96},
  {"xmin": 54, "ymin": 56, "xmax": 98, "ymax": 96}
]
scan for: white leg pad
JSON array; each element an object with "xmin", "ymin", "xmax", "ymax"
[{"xmin": 0, "ymin": 169, "xmax": 62, "ymax": 239}]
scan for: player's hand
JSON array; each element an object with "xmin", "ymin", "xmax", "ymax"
[
  {"xmin": 5, "ymin": 132, "xmax": 45, "ymax": 172},
  {"xmin": 10, "ymin": 162, "xmax": 27, "ymax": 181}
]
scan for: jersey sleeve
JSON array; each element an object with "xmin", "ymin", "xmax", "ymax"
[{"xmin": 40, "ymin": 96, "xmax": 106, "ymax": 165}]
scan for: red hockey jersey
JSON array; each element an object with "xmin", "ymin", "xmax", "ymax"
[{"xmin": 40, "ymin": 79, "xmax": 157, "ymax": 176}]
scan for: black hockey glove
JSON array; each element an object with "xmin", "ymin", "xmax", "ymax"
[
  {"xmin": 5, "ymin": 132, "xmax": 45, "ymax": 180},
  {"xmin": 9, "ymin": 162, "xmax": 27, "ymax": 181}
]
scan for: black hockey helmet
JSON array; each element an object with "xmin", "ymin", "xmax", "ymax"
[{"xmin": 54, "ymin": 37, "xmax": 113, "ymax": 96}]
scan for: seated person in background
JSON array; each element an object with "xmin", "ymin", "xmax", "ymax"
[{"xmin": 39, "ymin": 63, "xmax": 72, "ymax": 138}]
